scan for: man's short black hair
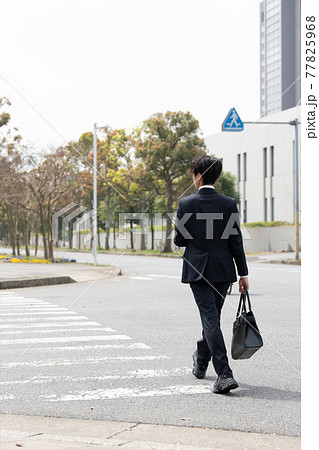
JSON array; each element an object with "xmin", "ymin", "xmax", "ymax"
[{"xmin": 190, "ymin": 155, "xmax": 222, "ymax": 185}]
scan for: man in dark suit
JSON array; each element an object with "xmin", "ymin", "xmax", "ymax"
[{"xmin": 174, "ymin": 155, "xmax": 249, "ymax": 394}]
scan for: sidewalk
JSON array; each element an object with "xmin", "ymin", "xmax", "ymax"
[
  {"xmin": 246, "ymin": 251, "xmax": 301, "ymax": 265},
  {"xmin": 0, "ymin": 262, "xmax": 120, "ymax": 289},
  {"xmin": 0, "ymin": 414, "xmax": 300, "ymax": 450}
]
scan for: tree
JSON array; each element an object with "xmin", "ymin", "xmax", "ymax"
[
  {"xmin": 66, "ymin": 128, "xmax": 130, "ymax": 250},
  {"xmin": 97, "ymin": 128, "xmax": 156, "ymax": 251},
  {"xmin": 135, "ymin": 111, "xmax": 206, "ymax": 252},
  {"xmin": 25, "ymin": 148, "xmax": 74, "ymax": 259},
  {"xmin": 0, "ymin": 97, "xmax": 22, "ymax": 149},
  {"xmin": 215, "ymin": 171, "xmax": 240, "ymax": 204},
  {"xmin": 120, "ymin": 161, "xmax": 156, "ymax": 250},
  {"xmin": 111, "ymin": 161, "xmax": 147, "ymax": 250},
  {"xmin": 98, "ymin": 128, "xmax": 131, "ymax": 250},
  {"xmin": 0, "ymin": 149, "xmax": 24, "ymax": 255},
  {"xmin": 0, "ymin": 97, "xmax": 25, "ymax": 255}
]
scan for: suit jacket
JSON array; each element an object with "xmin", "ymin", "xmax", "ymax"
[{"xmin": 174, "ymin": 187, "xmax": 248, "ymax": 283}]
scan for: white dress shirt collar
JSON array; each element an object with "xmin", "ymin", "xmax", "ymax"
[{"xmin": 199, "ymin": 185, "xmax": 215, "ymax": 190}]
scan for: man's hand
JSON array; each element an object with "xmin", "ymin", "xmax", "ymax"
[{"xmin": 239, "ymin": 277, "xmax": 249, "ymax": 293}]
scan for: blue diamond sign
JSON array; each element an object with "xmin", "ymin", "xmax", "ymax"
[{"xmin": 222, "ymin": 107, "xmax": 244, "ymax": 132}]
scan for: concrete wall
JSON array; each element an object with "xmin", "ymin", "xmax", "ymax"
[
  {"xmin": 242, "ymin": 225, "xmax": 297, "ymax": 253},
  {"xmin": 50, "ymin": 225, "xmax": 298, "ymax": 254},
  {"xmin": 9, "ymin": 223, "xmax": 298, "ymax": 255}
]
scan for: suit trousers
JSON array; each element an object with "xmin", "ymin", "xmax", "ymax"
[{"xmin": 190, "ymin": 279, "xmax": 230, "ymax": 376}]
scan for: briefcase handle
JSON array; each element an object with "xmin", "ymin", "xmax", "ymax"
[{"xmin": 236, "ymin": 288, "xmax": 252, "ymax": 318}]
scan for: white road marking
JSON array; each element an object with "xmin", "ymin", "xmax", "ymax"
[
  {"xmin": 0, "ymin": 299, "xmax": 49, "ymax": 303},
  {"xmin": 0, "ymin": 315, "xmax": 90, "ymax": 323},
  {"xmin": 43, "ymin": 384, "xmax": 211, "ymax": 401},
  {"xmin": 0, "ymin": 293, "xmax": 177, "ymax": 404},
  {"xmin": 0, "ymin": 298, "xmax": 63, "ymax": 302},
  {"xmin": 0, "ymin": 311, "xmax": 78, "ymax": 316},
  {"xmin": 2, "ymin": 355, "xmax": 169, "ymax": 368},
  {"xmin": 0, "ymin": 306, "xmax": 68, "ymax": 310},
  {"xmin": 0, "ymin": 327, "xmax": 115, "ymax": 335},
  {"xmin": 0, "ymin": 395, "xmax": 15, "ymax": 400},
  {"xmin": 0, "ymin": 301, "xmax": 53, "ymax": 305},
  {"xmin": 129, "ymin": 276, "xmax": 154, "ymax": 280},
  {"xmin": 0, "ymin": 306, "xmax": 56, "ymax": 310},
  {"xmin": 128, "ymin": 274, "xmax": 180, "ymax": 280},
  {"xmin": 148, "ymin": 274, "xmax": 180, "ymax": 279},
  {"xmin": 1, "ymin": 334, "xmax": 132, "ymax": 345},
  {"xmin": 0, "ymin": 296, "xmax": 40, "ymax": 299},
  {"xmin": 0, "ymin": 321, "xmax": 101, "ymax": 329},
  {"xmin": 21, "ymin": 342, "xmax": 151, "ymax": 351},
  {"xmin": 0, "ymin": 368, "xmax": 190, "ymax": 386},
  {"xmin": 0, "ymin": 303, "xmax": 68, "ymax": 307}
]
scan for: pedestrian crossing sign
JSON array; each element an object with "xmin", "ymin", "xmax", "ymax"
[{"xmin": 222, "ymin": 107, "xmax": 244, "ymax": 132}]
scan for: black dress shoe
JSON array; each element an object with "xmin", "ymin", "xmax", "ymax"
[
  {"xmin": 192, "ymin": 351, "xmax": 208, "ymax": 379},
  {"xmin": 213, "ymin": 370, "xmax": 238, "ymax": 394}
]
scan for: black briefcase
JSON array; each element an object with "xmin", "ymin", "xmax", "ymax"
[{"xmin": 231, "ymin": 289, "xmax": 263, "ymax": 360}]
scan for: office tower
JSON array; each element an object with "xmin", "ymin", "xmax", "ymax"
[{"xmin": 260, "ymin": 0, "xmax": 301, "ymax": 116}]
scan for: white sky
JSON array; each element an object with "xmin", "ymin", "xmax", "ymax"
[{"xmin": 1, "ymin": 0, "xmax": 260, "ymax": 149}]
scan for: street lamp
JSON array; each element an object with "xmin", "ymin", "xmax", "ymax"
[{"xmin": 93, "ymin": 122, "xmax": 108, "ymax": 266}]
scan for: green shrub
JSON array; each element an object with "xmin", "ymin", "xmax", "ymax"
[{"xmin": 243, "ymin": 221, "xmax": 290, "ymax": 228}]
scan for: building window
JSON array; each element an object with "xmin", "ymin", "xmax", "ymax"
[
  {"xmin": 243, "ymin": 153, "xmax": 247, "ymax": 181},
  {"xmin": 271, "ymin": 197, "xmax": 275, "ymax": 221},
  {"xmin": 264, "ymin": 198, "xmax": 268, "ymax": 221},
  {"xmin": 263, "ymin": 147, "xmax": 267, "ymax": 178},
  {"xmin": 270, "ymin": 146, "xmax": 274, "ymax": 176},
  {"xmin": 237, "ymin": 154, "xmax": 241, "ymax": 182}
]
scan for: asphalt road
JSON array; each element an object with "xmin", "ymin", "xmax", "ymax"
[{"xmin": 0, "ymin": 254, "xmax": 300, "ymax": 436}]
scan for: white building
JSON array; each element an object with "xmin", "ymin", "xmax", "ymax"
[
  {"xmin": 204, "ymin": 106, "xmax": 301, "ymax": 224},
  {"xmin": 260, "ymin": 0, "xmax": 301, "ymax": 116}
]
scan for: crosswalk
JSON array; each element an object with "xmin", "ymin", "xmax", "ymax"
[{"xmin": 0, "ymin": 291, "xmax": 212, "ymax": 409}]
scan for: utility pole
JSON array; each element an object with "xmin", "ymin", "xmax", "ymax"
[
  {"xmin": 93, "ymin": 123, "xmax": 98, "ymax": 266},
  {"xmin": 291, "ymin": 119, "xmax": 300, "ymax": 260},
  {"xmin": 93, "ymin": 123, "xmax": 110, "ymax": 265}
]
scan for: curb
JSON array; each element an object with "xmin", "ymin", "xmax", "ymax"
[
  {"xmin": 0, "ymin": 276, "xmax": 76, "ymax": 290},
  {"xmin": 0, "ymin": 267, "xmax": 123, "ymax": 290},
  {"xmin": 264, "ymin": 259, "xmax": 301, "ymax": 265}
]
